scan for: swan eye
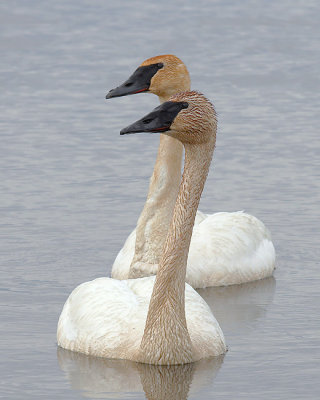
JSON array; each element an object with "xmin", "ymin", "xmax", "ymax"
[
  {"xmin": 125, "ymin": 82, "xmax": 133, "ymax": 87},
  {"xmin": 157, "ymin": 63, "xmax": 164, "ymax": 69},
  {"xmin": 181, "ymin": 102, "xmax": 189, "ymax": 109},
  {"xmin": 143, "ymin": 118, "xmax": 152, "ymax": 124}
]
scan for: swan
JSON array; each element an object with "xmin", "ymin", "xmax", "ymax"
[
  {"xmin": 106, "ymin": 54, "xmax": 275, "ymax": 288},
  {"xmin": 57, "ymin": 91, "xmax": 227, "ymax": 365}
]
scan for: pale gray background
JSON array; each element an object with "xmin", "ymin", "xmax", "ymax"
[{"xmin": 1, "ymin": 0, "xmax": 319, "ymax": 399}]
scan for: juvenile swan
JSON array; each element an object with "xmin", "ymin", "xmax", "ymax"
[
  {"xmin": 57, "ymin": 92, "xmax": 226, "ymax": 365},
  {"xmin": 107, "ymin": 55, "xmax": 275, "ymax": 288}
]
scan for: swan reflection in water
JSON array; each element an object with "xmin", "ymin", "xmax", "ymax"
[
  {"xmin": 57, "ymin": 347, "xmax": 224, "ymax": 399},
  {"xmin": 197, "ymin": 276, "xmax": 276, "ymax": 334}
]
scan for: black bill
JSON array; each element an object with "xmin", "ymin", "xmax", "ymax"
[
  {"xmin": 106, "ymin": 63, "xmax": 163, "ymax": 99},
  {"xmin": 120, "ymin": 101, "xmax": 188, "ymax": 135}
]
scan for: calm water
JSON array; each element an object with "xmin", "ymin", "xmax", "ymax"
[{"xmin": 1, "ymin": 1, "xmax": 319, "ymax": 399}]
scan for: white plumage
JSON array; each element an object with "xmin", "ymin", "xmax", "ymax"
[
  {"xmin": 112, "ymin": 211, "xmax": 275, "ymax": 288},
  {"xmin": 57, "ymin": 276, "xmax": 226, "ymax": 360}
]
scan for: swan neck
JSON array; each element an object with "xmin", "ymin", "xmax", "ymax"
[
  {"xmin": 129, "ymin": 95, "xmax": 184, "ymax": 277},
  {"xmin": 157, "ymin": 141, "xmax": 214, "ymax": 281},
  {"xmin": 139, "ymin": 139, "xmax": 215, "ymax": 364}
]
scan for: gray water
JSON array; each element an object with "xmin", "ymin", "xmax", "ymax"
[{"xmin": 1, "ymin": 0, "xmax": 319, "ymax": 399}]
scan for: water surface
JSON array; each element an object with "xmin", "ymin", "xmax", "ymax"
[{"xmin": 1, "ymin": 1, "xmax": 319, "ymax": 399}]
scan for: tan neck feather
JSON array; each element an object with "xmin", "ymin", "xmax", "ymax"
[
  {"xmin": 129, "ymin": 96, "xmax": 184, "ymax": 278},
  {"xmin": 129, "ymin": 62, "xmax": 191, "ymax": 278},
  {"xmin": 138, "ymin": 140, "xmax": 215, "ymax": 365}
]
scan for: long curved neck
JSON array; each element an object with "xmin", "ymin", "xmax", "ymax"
[
  {"xmin": 129, "ymin": 96, "xmax": 184, "ymax": 278},
  {"xmin": 138, "ymin": 139, "xmax": 215, "ymax": 365}
]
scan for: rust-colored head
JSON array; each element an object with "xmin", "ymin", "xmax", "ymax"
[
  {"xmin": 106, "ymin": 55, "xmax": 190, "ymax": 102},
  {"xmin": 140, "ymin": 55, "xmax": 191, "ymax": 101}
]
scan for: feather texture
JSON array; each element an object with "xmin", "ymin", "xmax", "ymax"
[{"xmin": 112, "ymin": 211, "xmax": 275, "ymax": 288}]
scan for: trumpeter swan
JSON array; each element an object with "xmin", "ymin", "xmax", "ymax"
[
  {"xmin": 57, "ymin": 91, "xmax": 227, "ymax": 365},
  {"xmin": 106, "ymin": 55, "xmax": 275, "ymax": 288}
]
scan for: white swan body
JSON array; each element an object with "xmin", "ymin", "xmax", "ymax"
[
  {"xmin": 107, "ymin": 55, "xmax": 275, "ymax": 287},
  {"xmin": 58, "ymin": 92, "xmax": 227, "ymax": 364},
  {"xmin": 112, "ymin": 211, "xmax": 275, "ymax": 288},
  {"xmin": 57, "ymin": 276, "xmax": 226, "ymax": 361}
]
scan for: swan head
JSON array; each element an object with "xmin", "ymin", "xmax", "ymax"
[
  {"xmin": 120, "ymin": 91, "xmax": 217, "ymax": 145},
  {"xmin": 106, "ymin": 55, "xmax": 190, "ymax": 102}
]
